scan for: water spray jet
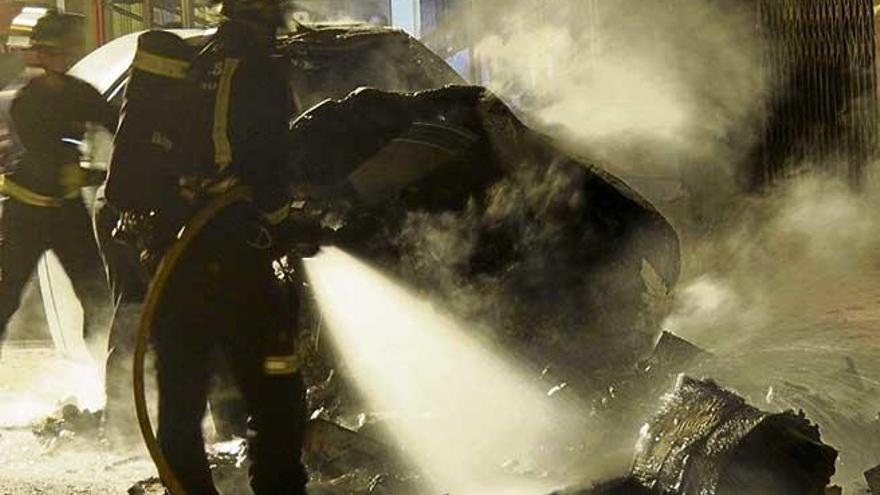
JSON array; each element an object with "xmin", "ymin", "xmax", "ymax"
[{"xmin": 305, "ymin": 247, "xmax": 589, "ymax": 495}]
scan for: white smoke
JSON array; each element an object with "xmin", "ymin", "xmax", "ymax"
[
  {"xmin": 470, "ymin": 0, "xmax": 765, "ymax": 200},
  {"xmin": 433, "ymin": 0, "xmax": 880, "ymax": 485}
]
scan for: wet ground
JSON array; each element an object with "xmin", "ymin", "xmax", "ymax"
[
  {"xmin": 0, "ymin": 429, "xmax": 155, "ymax": 495},
  {"xmin": 0, "ymin": 342, "xmax": 156, "ymax": 495}
]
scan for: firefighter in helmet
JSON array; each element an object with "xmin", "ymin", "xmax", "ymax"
[
  {"xmin": 97, "ymin": 29, "xmax": 247, "ymax": 446},
  {"xmin": 95, "ymin": 29, "xmax": 193, "ymax": 444},
  {"xmin": 0, "ymin": 11, "xmax": 115, "ymax": 356},
  {"xmin": 136, "ymin": 0, "xmax": 308, "ymax": 492}
]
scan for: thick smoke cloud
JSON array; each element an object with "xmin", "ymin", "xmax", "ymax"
[{"xmin": 470, "ymin": 0, "xmax": 766, "ymax": 212}]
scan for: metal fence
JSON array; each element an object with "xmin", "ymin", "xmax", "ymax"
[{"xmin": 753, "ymin": 0, "xmax": 877, "ymax": 188}]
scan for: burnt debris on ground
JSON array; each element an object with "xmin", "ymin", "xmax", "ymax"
[
  {"xmin": 558, "ymin": 377, "xmax": 837, "ymax": 495},
  {"xmin": 31, "ymin": 399, "xmax": 103, "ymax": 452}
]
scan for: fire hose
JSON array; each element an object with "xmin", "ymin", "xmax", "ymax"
[{"xmin": 133, "ymin": 186, "xmax": 252, "ymax": 495}]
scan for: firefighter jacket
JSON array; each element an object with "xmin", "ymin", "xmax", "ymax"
[
  {"xmin": 184, "ymin": 20, "xmax": 291, "ymax": 222},
  {"xmin": 7, "ymin": 73, "xmax": 117, "ymax": 202}
]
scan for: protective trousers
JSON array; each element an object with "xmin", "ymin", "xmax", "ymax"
[
  {"xmin": 93, "ymin": 197, "xmax": 248, "ymax": 445},
  {"xmin": 0, "ymin": 198, "xmax": 111, "ymax": 353},
  {"xmin": 153, "ymin": 205, "xmax": 307, "ymax": 495}
]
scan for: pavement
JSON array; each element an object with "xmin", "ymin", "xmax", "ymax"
[{"xmin": 0, "ymin": 342, "xmax": 157, "ymax": 495}]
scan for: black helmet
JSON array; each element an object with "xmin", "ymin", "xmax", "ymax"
[
  {"xmin": 131, "ymin": 30, "xmax": 192, "ymax": 80},
  {"xmin": 30, "ymin": 11, "xmax": 85, "ymax": 51}
]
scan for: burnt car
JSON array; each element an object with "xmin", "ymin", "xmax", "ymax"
[{"xmin": 49, "ymin": 24, "xmax": 679, "ymax": 379}]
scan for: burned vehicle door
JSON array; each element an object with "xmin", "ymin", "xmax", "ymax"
[{"xmin": 282, "ymin": 85, "xmax": 681, "ymax": 378}]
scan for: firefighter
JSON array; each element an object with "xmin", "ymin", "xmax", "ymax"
[
  {"xmin": 0, "ymin": 12, "xmax": 115, "ymax": 357},
  {"xmin": 97, "ymin": 29, "xmax": 247, "ymax": 446},
  {"xmin": 142, "ymin": 2, "xmax": 307, "ymax": 492},
  {"xmin": 95, "ymin": 29, "xmax": 193, "ymax": 443}
]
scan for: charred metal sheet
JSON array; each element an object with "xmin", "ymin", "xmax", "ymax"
[
  {"xmin": 642, "ymin": 332, "xmax": 711, "ymax": 375},
  {"xmin": 620, "ymin": 332, "xmax": 713, "ymax": 410},
  {"xmin": 633, "ymin": 376, "xmax": 837, "ymax": 495},
  {"xmin": 279, "ymin": 26, "xmax": 465, "ymax": 113},
  {"xmin": 751, "ymin": 0, "xmax": 877, "ymax": 188},
  {"xmin": 287, "ymin": 86, "xmax": 495, "ymax": 213}
]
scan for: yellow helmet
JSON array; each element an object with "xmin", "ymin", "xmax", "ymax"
[{"xmin": 30, "ymin": 11, "xmax": 85, "ymax": 52}]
